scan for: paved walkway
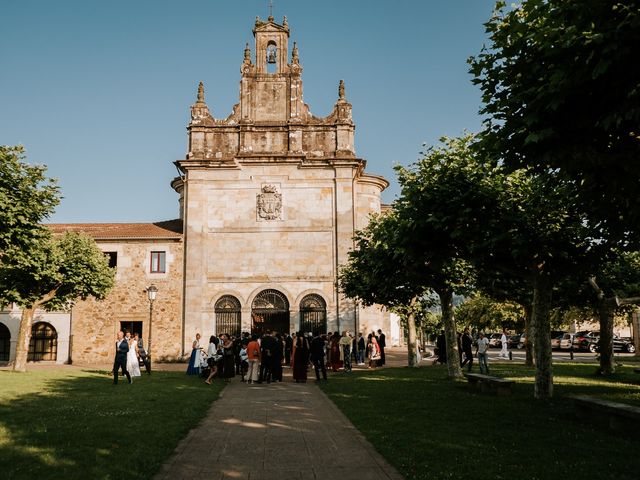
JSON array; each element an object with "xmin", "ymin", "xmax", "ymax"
[{"xmin": 153, "ymin": 372, "xmax": 404, "ymax": 480}]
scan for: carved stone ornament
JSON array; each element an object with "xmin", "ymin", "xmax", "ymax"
[{"xmin": 257, "ymin": 185, "xmax": 282, "ymax": 220}]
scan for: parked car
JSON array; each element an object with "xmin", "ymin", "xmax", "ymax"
[
  {"xmin": 560, "ymin": 333, "xmax": 574, "ymax": 350},
  {"xmin": 573, "ymin": 331, "xmax": 636, "ymax": 353},
  {"xmin": 507, "ymin": 335, "xmax": 522, "ymax": 349},
  {"xmin": 516, "ymin": 333, "xmax": 526, "ymax": 349},
  {"xmin": 489, "ymin": 333, "xmax": 503, "ymax": 348},
  {"xmin": 573, "ymin": 331, "xmax": 595, "ymax": 352},
  {"xmin": 550, "ymin": 331, "xmax": 565, "ymax": 350},
  {"xmin": 551, "ymin": 333, "xmax": 563, "ymax": 349}
]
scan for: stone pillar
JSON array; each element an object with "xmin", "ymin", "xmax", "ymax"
[
  {"xmin": 183, "ymin": 172, "xmax": 207, "ymax": 355},
  {"xmin": 333, "ymin": 165, "xmax": 357, "ymax": 333}
]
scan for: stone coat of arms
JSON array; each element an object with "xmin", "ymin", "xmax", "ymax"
[{"xmin": 257, "ymin": 185, "xmax": 282, "ymax": 220}]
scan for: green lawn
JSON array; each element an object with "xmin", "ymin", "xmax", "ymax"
[
  {"xmin": 321, "ymin": 362, "xmax": 640, "ymax": 480},
  {"xmin": 0, "ymin": 368, "xmax": 223, "ymax": 480}
]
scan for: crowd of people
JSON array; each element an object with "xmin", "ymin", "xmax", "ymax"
[
  {"xmin": 185, "ymin": 329, "xmax": 389, "ymax": 384},
  {"xmin": 433, "ymin": 327, "xmax": 512, "ymax": 374}
]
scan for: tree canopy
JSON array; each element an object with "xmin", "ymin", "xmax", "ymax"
[
  {"xmin": 0, "ymin": 146, "xmax": 59, "ymax": 257},
  {"xmin": 470, "ymin": 0, "xmax": 640, "ymax": 237}
]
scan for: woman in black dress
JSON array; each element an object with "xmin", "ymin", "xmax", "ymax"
[
  {"xmin": 292, "ymin": 332, "xmax": 310, "ymax": 383},
  {"xmin": 220, "ymin": 334, "xmax": 236, "ymax": 383}
]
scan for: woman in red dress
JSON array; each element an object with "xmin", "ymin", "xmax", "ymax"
[{"xmin": 329, "ymin": 332, "xmax": 343, "ymax": 371}]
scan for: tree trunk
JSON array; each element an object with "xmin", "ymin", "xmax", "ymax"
[
  {"xmin": 406, "ymin": 297, "xmax": 418, "ymax": 367},
  {"xmin": 13, "ymin": 307, "xmax": 35, "ymax": 372},
  {"xmin": 531, "ymin": 274, "xmax": 553, "ymax": 399},
  {"xmin": 523, "ymin": 303, "xmax": 534, "ymax": 367},
  {"xmin": 596, "ymin": 298, "xmax": 617, "ymax": 375},
  {"xmin": 439, "ymin": 289, "xmax": 462, "ymax": 378}
]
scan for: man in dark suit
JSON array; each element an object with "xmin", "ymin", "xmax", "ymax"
[
  {"xmin": 113, "ymin": 330, "xmax": 132, "ymax": 385},
  {"xmin": 377, "ymin": 329, "xmax": 386, "ymax": 366},
  {"xmin": 258, "ymin": 331, "xmax": 276, "ymax": 383},
  {"xmin": 310, "ymin": 331, "xmax": 327, "ymax": 381}
]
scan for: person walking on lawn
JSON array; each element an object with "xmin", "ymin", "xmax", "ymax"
[
  {"xmin": 500, "ymin": 328, "xmax": 510, "ymax": 359},
  {"xmin": 476, "ymin": 331, "xmax": 490, "ymax": 374},
  {"xmin": 113, "ymin": 330, "xmax": 132, "ymax": 385},
  {"xmin": 461, "ymin": 327, "xmax": 474, "ymax": 372},
  {"xmin": 376, "ymin": 329, "xmax": 386, "ymax": 366}
]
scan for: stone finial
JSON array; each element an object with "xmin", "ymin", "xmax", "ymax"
[
  {"xmin": 283, "ymin": 16, "xmax": 288, "ymax": 28},
  {"xmin": 190, "ymin": 81, "xmax": 213, "ymax": 125},
  {"xmin": 244, "ymin": 42, "xmax": 251, "ymax": 63},
  {"xmin": 268, "ymin": 14, "xmax": 275, "ymax": 22},
  {"xmin": 197, "ymin": 81, "xmax": 205, "ymax": 103},
  {"xmin": 292, "ymin": 41, "xmax": 299, "ymax": 63},
  {"xmin": 338, "ymin": 79, "xmax": 345, "ymax": 101}
]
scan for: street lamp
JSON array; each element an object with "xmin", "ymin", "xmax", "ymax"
[{"xmin": 146, "ymin": 284, "xmax": 158, "ymax": 373}]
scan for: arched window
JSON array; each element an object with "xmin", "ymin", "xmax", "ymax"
[
  {"xmin": 300, "ymin": 294, "xmax": 327, "ymax": 335},
  {"xmin": 251, "ymin": 289, "xmax": 289, "ymax": 335},
  {"xmin": 0, "ymin": 322, "xmax": 10, "ymax": 362},
  {"xmin": 215, "ymin": 295, "xmax": 242, "ymax": 338},
  {"xmin": 28, "ymin": 322, "xmax": 57, "ymax": 362}
]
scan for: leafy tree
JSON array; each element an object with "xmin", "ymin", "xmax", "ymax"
[
  {"xmin": 395, "ymin": 136, "xmax": 595, "ymax": 398},
  {"xmin": 0, "ymin": 148, "xmax": 114, "ymax": 371},
  {"xmin": 2, "ymin": 231, "xmax": 115, "ymax": 372},
  {"xmin": 339, "ymin": 211, "xmax": 427, "ymax": 367},
  {"xmin": 470, "ymin": 0, "xmax": 640, "ymax": 239},
  {"xmin": 455, "ymin": 294, "xmax": 523, "ymax": 333},
  {"xmin": 587, "ymin": 251, "xmax": 640, "ymax": 374},
  {"xmin": 0, "ymin": 146, "xmax": 59, "ymax": 255},
  {"xmin": 477, "ymin": 168, "xmax": 597, "ymax": 398},
  {"xmin": 392, "ymin": 135, "xmax": 491, "ymax": 378}
]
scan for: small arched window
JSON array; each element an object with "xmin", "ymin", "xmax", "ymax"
[
  {"xmin": 215, "ymin": 295, "xmax": 242, "ymax": 338},
  {"xmin": 28, "ymin": 322, "xmax": 58, "ymax": 362},
  {"xmin": 300, "ymin": 294, "xmax": 327, "ymax": 335}
]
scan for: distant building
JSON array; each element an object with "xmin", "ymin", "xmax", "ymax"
[{"xmin": 0, "ymin": 15, "xmax": 398, "ymax": 365}]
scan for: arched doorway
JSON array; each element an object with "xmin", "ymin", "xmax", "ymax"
[
  {"xmin": 300, "ymin": 294, "xmax": 327, "ymax": 335},
  {"xmin": 28, "ymin": 322, "xmax": 57, "ymax": 362},
  {"xmin": 251, "ymin": 289, "xmax": 289, "ymax": 336},
  {"xmin": 0, "ymin": 323, "xmax": 10, "ymax": 362},
  {"xmin": 215, "ymin": 295, "xmax": 242, "ymax": 337}
]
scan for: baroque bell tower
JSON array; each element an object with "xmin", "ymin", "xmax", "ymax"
[{"xmin": 239, "ymin": 15, "xmax": 306, "ymax": 128}]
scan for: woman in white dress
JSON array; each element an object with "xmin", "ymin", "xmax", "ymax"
[{"xmin": 127, "ymin": 335, "xmax": 142, "ymax": 377}]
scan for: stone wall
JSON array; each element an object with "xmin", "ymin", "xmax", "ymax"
[{"xmin": 70, "ymin": 239, "xmax": 183, "ymax": 364}]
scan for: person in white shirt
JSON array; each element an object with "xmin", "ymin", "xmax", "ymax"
[
  {"xmin": 476, "ymin": 331, "xmax": 490, "ymax": 374},
  {"xmin": 500, "ymin": 328, "xmax": 510, "ymax": 359}
]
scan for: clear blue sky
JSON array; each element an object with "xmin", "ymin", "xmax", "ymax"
[{"xmin": 1, "ymin": 0, "xmax": 495, "ymax": 223}]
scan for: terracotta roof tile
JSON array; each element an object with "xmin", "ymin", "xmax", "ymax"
[{"xmin": 47, "ymin": 219, "xmax": 183, "ymax": 240}]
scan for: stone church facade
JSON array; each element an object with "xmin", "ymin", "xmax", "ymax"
[
  {"xmin": 0, "ymin": 15, "xmax": 393, "ymax": 364},
  {"xmin": 172, "ymin": 15, "xmax": 390, "ymax": 353}
]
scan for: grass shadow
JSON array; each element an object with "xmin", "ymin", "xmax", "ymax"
[
  {"xmin": 321, "ymin": 363, "xmax": 640, "ymax": 480},
  {"xmin": 0, "ymin": 369, "xmax": 224, "ymax": 480}
]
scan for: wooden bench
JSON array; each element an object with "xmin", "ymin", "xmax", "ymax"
[
  {"xmin": 464, "ymin": 373, "xmax": 514, "ymax": 396},
  {"xmin": 572, "ymin": 396, "xmax": 640, "ymax": 434},
  {"xmin": 633, "ymin": 368, "xmax": 640, "ymax": 374}
]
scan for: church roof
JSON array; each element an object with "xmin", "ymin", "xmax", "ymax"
[{"xmin": 47, "ymin": 219, "xmax": 183, "ymax": 241}]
